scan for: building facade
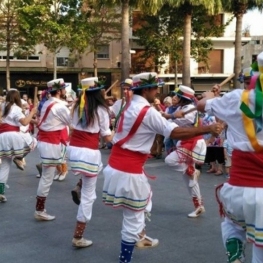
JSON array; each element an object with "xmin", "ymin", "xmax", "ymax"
[{"xmin": 0, "ymin": 12, "xmax": 252, "ymax": 98}]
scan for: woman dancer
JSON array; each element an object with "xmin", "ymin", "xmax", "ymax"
[
  {"xmin": 67, "ymin": 77, "xmax": 114, "ymax": 247},
  {"xmin": 0, "ymin": 89, "xmax": 37, "ymax": 202}
]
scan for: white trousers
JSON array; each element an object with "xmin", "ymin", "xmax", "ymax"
[
  {"xmin": 0, "ymin": 158, "xmax": 12, "ymax": 185},
  {"xmin": 165, "ymin": 152, "xmax": 202, "ymax": 199},
  {"xmin": 222, "ymin": 217, "xmax": 263, "ymax": 263},
  {"xmin": 77, "ymin": 175, "xmax": 97, "ymax": 223},
  {"xmin": 37, "ymin": 166, "xmax": 56, "ymax": 197},
  {"xmin": 121, "ymin": 196, "xmax": 152, "ymax": 242}
]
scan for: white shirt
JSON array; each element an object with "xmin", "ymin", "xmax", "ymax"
[
  {"xmin": 38, "ymin": 97, "xmax": 71, "ymax": 131},
  {"xmin": 205, "ymin": 89, "xmax": 263, "ymax": 152},
  {"xmin": 174, "ymin": 104, "xmax": 197, "ymax": 127},
  {"xmin": 72, "ymin": 106, "xmax": 111, "ymax": 137},
  {"xmin": 113, "ymin": 95, "xmax": 177, "ymax": 154},
  {"xmin": 111, "ymin": 99, "xmax": 125, "ymax": 117},
  {"xmin": 2, "ymin": 104, "xmax": 24, "ymax": 126}
]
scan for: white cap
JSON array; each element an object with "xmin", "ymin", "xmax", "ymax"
[{"xmin": 47, "ymin": 78, "xmax": 65, "ymax": 88}]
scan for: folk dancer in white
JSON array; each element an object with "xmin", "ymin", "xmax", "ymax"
[
  {"xmin": 67, "ymin": 77, "xmax": 114, "ymax": 247},
  {"xmin": 102, "ymin": 72, "xmax": 222, "ymax": 263},
  {"xmin": 164, "ymin": 85, "xmax": 207, "ymax": 218},
  {"xmin": 0, "ymin": 89, "xmax": 37, "ymax": 202},
  {"xmin": 197, "ymin": 51, "xmax": 263, "ymax": 263},
  {"xmin": 70, "ymin": 78, "xmax": 133, "ymax": 206},
  {"xmin": 34, "ymin": 78, "xmax": 71, "ymax": 221}
]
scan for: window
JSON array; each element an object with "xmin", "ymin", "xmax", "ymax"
[
  {"xmin": 57, "ymin": 57, "xmax": 68, "ymax": 66},
  {"xmin": 96, "ymin": 45, "xmax": 109, "ymax": 59},
  {"xmin": 2, "ymin": 56, "xmax": 14, "ymax": 60},
  {"xmin": 198, "ymin": 50, "xmax": 223, "ymax": 74},
  {"xmin": 28, "ymin": 56, "xmax": 39, "ymax": 61},
  {"xmin": 251, "ymin": 40, "xmax": 260, "ymax": 45}
]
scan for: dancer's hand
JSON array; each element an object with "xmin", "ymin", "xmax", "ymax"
[{"xmin": 209, "ymin": 122, "xmax": 223, "ymax": 136}]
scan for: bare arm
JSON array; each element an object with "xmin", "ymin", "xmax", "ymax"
[
  {"xmin": 19, "ymin": 107, "xmax": 38, "ymax": 126},
  {"xmin": 103, "ymin": 130, "xmax": 115, "ymax": 143},
  {"xmin": 170, "ymin": 123, "xmax": 221, "ymax": 140}
]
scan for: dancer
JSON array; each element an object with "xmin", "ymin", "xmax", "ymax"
[
  {"xmin": 70, "ymin": 78, "xmax": 133, "ymax": 206},
  {"xmin": 164, "ymin": 85, "xmax": 207, "ymax": 218},
  {"xmin": 34, "ymin": 78, "xmax": 71, "ymax": 221},
  {"xmin": 102, "ymin": 72, "xmax": 222, "ymax": 263},
  {"xmin": 0, "ymin": 89, "xmax": 37, "ymax": 202},
  {"xmin": 197, "ymin": 51, "xmax": 263, "ymax": 263},
  {"xmin": 68, "ymin": 77, "xmax": 114, "ymax": 247}
]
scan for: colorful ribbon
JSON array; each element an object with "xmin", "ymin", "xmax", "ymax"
[{"xmin": 240, "ymin": 67, "xmax": 263, "ymax": 152}]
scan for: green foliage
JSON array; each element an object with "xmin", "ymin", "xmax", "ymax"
[
  {"xmin": 134, "ymin": 3, "xmax": 231, "ymax": 72},
  {"xmin": 17, "ymin": 0, "xmax": 75, "ymax": 53},
  {"xmin": 0, "ymin": 0, "xmax": 35, "ymax": 55},
  {"xmin": 221, "ymin": 0, "xmax": 263, "ymax": 14}
]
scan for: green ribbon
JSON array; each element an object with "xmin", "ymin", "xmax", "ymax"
[{"xmin": 240, "ymin": 77, "xmax": 263, "ymax": 133}]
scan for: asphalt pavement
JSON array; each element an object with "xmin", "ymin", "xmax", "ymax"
[{"xmin": 0, "ymin": 149, "xmax": 251, "ymax": 263}]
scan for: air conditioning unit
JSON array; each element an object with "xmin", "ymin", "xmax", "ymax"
[{"xmin": 57, "ymin": 57, "xmax": 68, "ymax": 67}]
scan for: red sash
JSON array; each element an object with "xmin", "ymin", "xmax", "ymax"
[
  {"xmin": 69, "ymin": 129, "xmax": 99, "ymax": 150},
  {"xmin": 109, "ymin": 145, "xmax": 148, "ymax": 173},
  {"xmin": 180, "ymin": 135, "xmax": 203, "ymax": 151},
  {"xmin": 37, "ymin": 101, "xmax": 67, "ymax": 145},
  {"xmin": 0, "ymin": 123, "xmax": 20, "ymax": 134},
  {"xmin": 38, "ymin": 129, "xmax": 64, "ymax": 145},
  {"xmin": 37, "ymin": 102, "xmax": 57, "ymax": 129},
  {"xmin": 108, "ymin": 106, "xmax": 150, "ymax": 173},
  {"xmin": 228, "ymin": 149, "xmax": 263, "ymax": 187}
]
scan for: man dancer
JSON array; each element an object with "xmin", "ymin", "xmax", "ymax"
[
  {"xmin": 102, "ymin": 72, "xmax": 222, "ymax": 263},
  {"xmin": 34, "ymin": 78, "xmax": 71, "ymax": 221},
  {"xmin": 197, "ymin": 51, "xmax": 263, "ymax": 263},
  {"xmin": 164, "ymin": 85, "xmax": 207, "ymax": 218}
]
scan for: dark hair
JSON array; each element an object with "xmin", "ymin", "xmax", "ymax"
[
  {"xmin": 178, "ymin": 96, "xmax": 192, "ymax": 106},
  {"xmin": 133, "ymin": 88, "xmax": 143, "ymax": 96},
  {"xmin": 49, "ymin": 90, "xmax": 59, "ymax": 96},
  {"xmin": 3, "ymin": 89, "xmax": 22, "ymax": 117},
  {"xmin": 73, "ymin": 89, "xmax": 109, "ymax": 127}
]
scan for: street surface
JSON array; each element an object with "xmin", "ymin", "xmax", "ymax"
[{"xmin": 1, "ymin": 149, "xmax": 251, "ymax": 263}]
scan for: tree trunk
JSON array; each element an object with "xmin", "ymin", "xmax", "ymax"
[
  {"xmin": 182, "ymin": 13, "xmax": 191, "ymax": 87},
  {"xmin": 6, "ymin": 35, "xmax": 10, "ymax": 91},
  {"xmin": 233, "ymin": 13, "xmax": 243, "ymax": 89},
  {"xmin": 174, "ymin": 59, "xmax": 178, "ymax": 89},
  {"xmin": 53, "ymin": 52, "xmax": 57, "ymax": 79},
  {"xmin": 93, "ymin": 51, "xmax": 98, "ymax": 77},
  {"xmin": 121, "ymin": 0, "xmax": 130, "ymax": 80}
]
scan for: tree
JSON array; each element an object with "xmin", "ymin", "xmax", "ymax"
[
  {"xmin": 67, "ymin": 0, "xmax": 121, "ymax": 77},
  {"xmin": 0, "ymin": 0, "xmax": 34, "ymax": 90},
  {"xmin": 96, "ymin": 0, "xmax": 164, "ymax": 80},
  {"xmin": 18, "ymin": 0, "xmax": 77, "ymax": 79},
  {"xmin": 135, "ymin": 4, "xmax": 229, "ymax": 87},
  {"xmin": 165, "ymin": 0, "xmax": 222, "ymax": 87},
  {"xmin": 221, "ymin": 0, "xmax": 263, "ymax": 88}
]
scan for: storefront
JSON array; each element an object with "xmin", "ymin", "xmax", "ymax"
[{"xmin": 0, "ymin": 71, "xmax": 112, "ymax": 98}]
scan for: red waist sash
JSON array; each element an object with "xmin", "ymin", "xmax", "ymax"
[
  {"xmin": 180, "ymin": 135, "xmax": 203, "ymax": 150},
  {"xmin": 38, "ymin": 129, "xmax": 64, "ymax": 145},
  {"xmin": 229, "ymin": 149, "xmax": 263, "ymax": 187},
  {"xmin": 69, "ymin": 129, "xmax": 99, "ymax": 150},
  {"xmin": 0, "ymin": 123, "xmax": 20, "ymax": 134},
  {"xmin": 109, "ymin": 145, "xmax": 148, "ymax": 174}
]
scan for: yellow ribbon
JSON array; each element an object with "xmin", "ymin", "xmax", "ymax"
[
  {"xmin": 241, "ymin": 89, "xmax": 263, "ymax": 152},
  {"xmin": 79, "ymin": 85, "xmax": 90, "ymax": 118}
]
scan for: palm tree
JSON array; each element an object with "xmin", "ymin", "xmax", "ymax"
[
  {"xmin": 221, "ymin": 0, "xmax": 263, "ymax": 88},
  {"xmin": 166, "ymin": 0, "xmax": 222, "ymax": 87}
]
